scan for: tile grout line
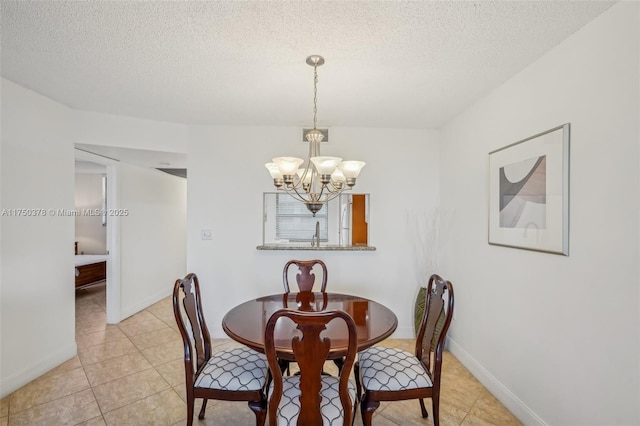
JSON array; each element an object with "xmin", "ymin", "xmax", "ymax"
[
  {"xmin": 457, "ymin": 385, "xmax": 484, "ymax": 425},
  {"xmin": 90, "ymin": 292, "xmax": 111, "ymax": 424},
  {"xmin": 86, "ymin": 381, "xmax": 108, "ymax": 425},
  {"xmin": 99, "ymin": 386, "xmax": 182, "ymax": 424},
  {"xmin": 77, "ymin": 305, "xmax": 112, "ymax": 425},
  {"xmin": 6, "ymin": 365, "xmax": 92, "ymax": 418},
  {"xmin": 3, "ymin": 299, "xmax": 98, "ymax": 421},
  {"xmin": 5, "ymin": 286, "xmax": 521, "ymax": 425},
  {"xmin": 82, "ymin": 304, "xmax": 178, "ymax": 424}
]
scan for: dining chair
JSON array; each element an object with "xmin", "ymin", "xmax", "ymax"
[
  {"xmin": 265, "ymin": 308, "xmax": 358, "ymax": 426},
  {"xmin": 283, "ymin": 259, "xmax": 328, "ymax": 293},
  {"xmin": 354, "ymin": 274, "xmax": 454, "ymax": 426},
  {"xmin": 173, "ymin": 273, "xmax": 268, "ymax": 426},
  {"xmin": 281, "ymin": 259, "xmax": 329, "ymax": 376}
]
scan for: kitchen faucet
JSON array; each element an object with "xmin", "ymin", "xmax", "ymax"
[{"xmin": 311, "ymin": 221, "xmax": 320, "ymax": 247}]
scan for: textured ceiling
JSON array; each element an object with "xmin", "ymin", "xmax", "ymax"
[{"xmin": 1, "ymin": 1, "xmax": 614, "ymax": 129}]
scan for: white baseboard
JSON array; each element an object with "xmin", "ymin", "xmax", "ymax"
[
  {"xmin": 390, "ymin": 325, "xmax": 414, "ymax": 339},
  {"xmin": 446, "ymin": 337, "xmax": 547, "ymax": 425},
  {"xmin": 0, "ymin": 341, "xmax": 77, "ymax": 399},
  {"xmin": 211, "ymin": 326, "xmax": 228, "ymax": 339}
]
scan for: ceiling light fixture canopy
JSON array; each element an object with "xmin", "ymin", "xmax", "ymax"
[{"xmin": 265, "ymin": 55, "xmax": 365, "ymax": 216}]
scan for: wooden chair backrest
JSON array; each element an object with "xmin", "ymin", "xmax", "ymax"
[
  {"xmin": 283, "ymin": 259, "xmax": 328, "ymax": 293},
  {"xmin": 415, "ymin": 274, "xmax": 454, "ymax": 386},
  {"xmin": 173, "ymin": 273, "xmax": 212, "ymax": 381},
  {"xmin": 265, "ymin": 308, "xmax": 357, "ymax": 426}
]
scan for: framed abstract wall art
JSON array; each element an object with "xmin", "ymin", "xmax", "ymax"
[{"xmin": 488, "ymin": 123, "xmax": 570, "ymax": 255}]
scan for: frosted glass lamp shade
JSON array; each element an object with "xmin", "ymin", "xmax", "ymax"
[
  {"xmin": 331, "ymin": 168, "xmax": 346, "ymax": 183},
  {"xmin": 296, "ymin": 168, "xmax": 313, "ymax": 184},
  {"xmin": 339, "ymin": 161, "xmax": 366, "ymax": 178},
  {"xmin": 273, "ymin": 157, "xmax": 304, "ymax": 176},
  {"xmin": 310, "ymin": 156, "xmax": 342, "ymax": 175},
  {"xmin": 265, "ymin": 163, "xmax": 283, "ymax": 179}
]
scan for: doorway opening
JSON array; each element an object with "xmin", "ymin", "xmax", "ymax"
[{"xmin": 74, "ymin": 149, "xmax": 121, "ymax": 324}]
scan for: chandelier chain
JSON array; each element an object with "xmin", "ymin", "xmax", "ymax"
[{"xmin": 313, "ymin": 64, "xmax": 318, "ymax": 130}]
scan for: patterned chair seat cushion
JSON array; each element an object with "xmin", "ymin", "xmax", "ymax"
[
  {"xmin": 359, "ymin": 346, "xmax": 433, "ymax": 391},
  {"xmin": 268, "ymin": 375, "xmax": 356, "ymax": 425},
  {"xmin": 194, "ymin": 347, "xmax": 268, "ymax": 391}
]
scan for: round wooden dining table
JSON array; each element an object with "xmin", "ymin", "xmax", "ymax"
[{"xmin": 222, "ymin": 292, "xmax": 398, "ymax": 361}]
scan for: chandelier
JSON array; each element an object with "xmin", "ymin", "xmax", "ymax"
[{"xmin": 265, "ymin": 55, "xmax": 365, "ymax": 216}]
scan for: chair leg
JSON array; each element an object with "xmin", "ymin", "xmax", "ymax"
[
  {"xmin": 354, "ymin": 362, "xmax": 362, "ymax": 400},
  {"xmin": 432, "ymin": 395, "xmax": 440, "ymax": 426},
  {"xmin": 360, "ymin": 393, "xmax": 380, "ymax": 426},
  {"xmin": 198, "ymin": 398, "xmax": 208, "ymax": 420},
  {"xmin": 419, "ymin": 398, "xmax": 429, "ymax": 418},
  {"xmin": 351, "ymin": 386, "xmax": 360, "ymax": 426},
  {"xmin": 265, "ymin": 369, "xmax": 273, "ymax": 393},
  {"xmin": 278, "ymin": 358, "xmax": 290, "ymax": 375},
  {"xmin": 249, "ymin": 399, "xmax": 267, "ymax": 426},
  {"xmin": 185, "ymin": 393, "xmax": 194, "ymax": 426},
  {"xmin": 333, "ymin": 357, "xmax": 344, "ymax": 375}
]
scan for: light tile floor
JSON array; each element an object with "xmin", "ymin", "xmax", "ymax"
[{"xmin": 1, "ymin": 283, "xmax": 521, "ymax": 425}]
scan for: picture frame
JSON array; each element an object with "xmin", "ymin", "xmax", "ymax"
[{"xmin": 488, "ymin": 123, "xmax": 570, "ymax": 255}]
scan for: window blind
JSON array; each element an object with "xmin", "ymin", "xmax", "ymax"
[{"xmin": 275, "ymin": 194, "xmax": 328, "ymax": 242}]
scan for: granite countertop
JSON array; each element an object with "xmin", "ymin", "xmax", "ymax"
[{"xmin": 256, "ymin": 245, "xmax": 376, "ymax": 251}]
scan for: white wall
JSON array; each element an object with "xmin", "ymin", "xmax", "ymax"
[
  {"xmin": 187, "ymin": 125, "xmax": 440, "ymax": 338},
  {"xmin": 75, "ymin": 109, "xmax": 188, "ymax": 153},
  {"xmin": 0, "ymin": 79, "xmax": 189, "ymax": 398},
  {"xmin": 119, "ymin": 164, "xmax": 187, "ymax": 318},
  {"xmin": 439, "ymin": 3, "xmax": 639, "ymax": 425},
  {"xmin": 0, "ymin": 79, "xmax": 76, "ymax": 397},
  {"xmin": 75, "ymin": 173, "xmax": 107, "ymax": 254}
]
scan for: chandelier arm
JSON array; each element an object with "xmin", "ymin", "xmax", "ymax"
[
  {"xmin": 287, "ymin": 177, "xmax": 303, "ymax": 192},
  {"xmin": 291, "ymin": 140, "xmax": 315, "ymax": 190},
  {"xmin": 318, "ymin": 182, "xmax": 342, "ymax": 200},
  {"xmin": 302, "ymin": 145, "xmax": 314, "ymax": 181},
  {"xmin": 314, "ymin": 184, "xmax": 347, "ymax": 204},
  {"xmin": 279, "ymin": 186, "xmax": 309, "ymax": 204},
  {"xmin": 321, "ymin": 187, "xmax": 347, "ymax": 204},
  {"xmin": 325, "ymin": 182, "xmax": 342, "ymax": 194},
  {"xmin": 279, "ymin": 182, "xmax": 347, "ymax": 209},
  {"xmin": 289, "ymin": 181, "xmax": 321, "ymax": 202}
]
